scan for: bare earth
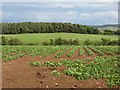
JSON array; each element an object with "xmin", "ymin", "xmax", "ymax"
[{"xmin": 2, "ymin": 48, "xmax": 119, "ymax": 88}]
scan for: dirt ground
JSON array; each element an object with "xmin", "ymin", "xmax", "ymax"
[{"xmin": 2, "ymin": 48, "xmax": 119, "ymax": 88}]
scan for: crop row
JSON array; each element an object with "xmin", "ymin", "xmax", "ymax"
[
  {"xmin": 89, "ymin": 47, "xmax": 104, "ymax": 56},
  {"xmin": 28, "ymin": 56, "xmax": 120, "ymax": 87},
  {"xmin": 84, "ymin": 47, "xmax": 94, "ymax": 55},
  {"xmin": 79, "ymin": 47, "xmax": 84, "ymax": 55},
  {"xmin": 54, "ymin": 47, "xmax": 70, "ymax": 58},
  {"xmin": 67, "ymin": 47, "xmax": 78, "ymax": 57},
  {"xmin": 95, "ymin": 47, "xmax": 114, "ymax": 55},
  {"xmin": 2, "ymin": 46, "xmax": 119, "ymax": 61},
  {"xmin": 2, "ymin": 46, "xmax": 69, "ymax": 61},
  {"xmin": 99, "ymin": 46, "xmax": 119, "ymax": 54}
]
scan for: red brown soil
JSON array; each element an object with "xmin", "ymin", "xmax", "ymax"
[
  {"xmin": 70, "ymin": 48, "xmax": 79, "ymax": 60},
  {"xmin": 2, "ymin": 57, "xmax": 107, "ymax": 88},
  {"xmin": 2, "ymin": 48, "xmax": 119, "ymax": 88},
  {"xmin": 81, "ymin": 47, "xmax": 98, "ymax": 60},
  {"xmin": 59, "ymin": 48, "xmax": 72, "ymax": 60}
]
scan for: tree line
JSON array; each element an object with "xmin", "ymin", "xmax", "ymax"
[
  {"xmin": 1, "ymin": 22, "xmax": 100, "ymax": 34},
  {"xmin": 1, "ymin": 22, "xmax": 119, "ymax": 35},
  {"xmin": 2, "ymin": 36, "xmax": 119, "ymax": 46},
  {"xmin": 43, "ymin": 38, "xmax": 79, "ymax": 46}
]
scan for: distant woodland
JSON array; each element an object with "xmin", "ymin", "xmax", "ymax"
[{"xmin": 1, "ymin": 22, "xmax": 120, "ymax": 35}]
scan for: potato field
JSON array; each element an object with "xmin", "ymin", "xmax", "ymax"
[{"xmin": 2, "ymin": 46, "xmax": 120, "ymax": 88}]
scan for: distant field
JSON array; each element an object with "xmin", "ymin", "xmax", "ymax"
[
  {"xmin": 93, "ymin": 24, "xmax": 118, "ymax": 31},
  {"xmin": 3, "ymin": 33, "xmax": 118, "ymax": 45},
  {"xmin": 98, "ymin": 27, "xmax": 118, "ymax": 31}
]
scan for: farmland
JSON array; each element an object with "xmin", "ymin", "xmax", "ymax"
[
  {"xmin": 2, "ymin": 1, "xmax": 120, "ymax": 89},
  {"xmin": 3, "ymin": 33, "xmax": 118, "ymax": 45},
  {"xmin": 2, "ymin": 45, "xmax": 120, "ymax": 88}
]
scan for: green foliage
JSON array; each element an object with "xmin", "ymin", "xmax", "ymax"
[
  {"xmin": 114, "ymin": 30, "xmax": 120, "ymax": 35},
  {"xmin": 2, "ymin": 22, "xmax": 100, "ymax": 34},
  {"xmin": 72, "ymin": 39, "xmax": 79, "ymax": 45},
  {"xmin": 3, "ymin": 33, "xmax": 118, "ymax": 45},
  {"xmin": 29, "ymin": 56, "xmax": 119, "ymax": 87},
  {"xmin": 84, "ymin": 39, "xmax": 92, "ymax": 46},
  {"xmin": 2, "ymin": 36, "xmax": 8, "ymax": 45},
  {"xmin": 8, "ymin": 38, "xmax": 23, "ymax": 45},
  {"xmin": 101, "ymin": 38, "xmax": 110, "ymax": 45},
  {"xmin": 85, "ymin": 47, "xmax": 94, "ymax": 55},
  {"xmin": 79, "ymin": 47, "xmax": 84, "ymax": 55},
  {"xmin": 92, "ymin": 41, "xmax": 102, "ymax": 46},
  {"xmin": 89, "ymin": 47, "xmax": 104, "ymax": 56},
  {"xmin": 103, "ymin": 30, "xmax": 114, "ymax": 35},
  {"xmin": 55, "ymin": 48, "xmax": 70, "ymax": 58},
  {"xmin": 2, "ymin": 36, "xmax": 118, "ymax": 46},
  {"xmin": 109, "ymin": 40, "xmax": 118, "ymax": 46},
  {"xmin": 2, "ymin": 46, "xmax": 119, "ymax": 62},
  {"xmin": 43, "ymin": 61, "xmax": 62, "ymax": 67},
  {"xmin": 28, "ymin": 61, "xmax": 41, "ymax": 66},
  {"xmin": 2, "ymin": 45, "xmax": 119, "ymax": 87},
  {"xmin": 63, "ymin": 56, "xmax": 120, "ymax": 87},
  {"xmin": 2, "ymin": 46, "xmax": 67, "ymax": 61},
  {"xmin": 62, "ymin": 39, "xmax": 69, "ymax": 45},
  {"xmin": 67, "ymin": 47, "xmax": 77, "ymax": 57},
  {"xmin": 26, "ymin": 42, "xmax": 39, "ymax": 45},
  {"xmin": 118, "ymin": 38, "xmax": 120, "ymax": 45},
  {"xmin": 68, "ymin": 39, "xmax": 73, "ymax": 45},
  {"xmin": 51, "ymin": 70, "xmax": 60, "ymax": 76},
  {"xmin": 50, "ymin": 39, "xmax": 54, "ymax": 45},
  {"xmin": 96, "ymin": 46, "xmax": 119, "ymax": 55},
  {"xmin": 54, "ymin": 38, "xmax": 63, "ymax": 45},
  {"xmin": 91, "ymin": 38, "xmax": 119, "ymax": 46},
  {"xmin": 45, "ymin": 38, "xmax": 80, "ymax": 46},
  {"xmin": 4, "ymin": 56, "xmax": 18, "ymax": 62},
  {"xmin": 43, "ymin": 41, "xmax": 50, "ymax": 46}
]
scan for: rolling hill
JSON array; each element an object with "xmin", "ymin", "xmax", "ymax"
[{"xmin": 92, "ymin": 24, "xmax": 118, "ymax": 31}]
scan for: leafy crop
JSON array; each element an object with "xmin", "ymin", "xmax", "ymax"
[
  {"xmin": 96, "ymin": 46, "xmax": 114, "ymax": 55},
  {"xmin": 54, "ymin": 47, "xmax": 70, "ymax": 58},
  {"xmin": 85, "ymin": 47, "xmax": 94, "ymax": 55},
  {"xmin": 63, "ymin": 56, "xmax": 120, "ymax": 87},
  {"xmin": 28, "ymin": 56, "xmax": 120, "ymax": 87},
  {"xmin": 67, "ymin": 47, "xmax": 77, "ymax": 57},
  {"xmin": 2, "ymin": 45, "xmax": 119, "ymax": 87},
  {"xmin": 89, "ymin": 46, "xmax": 104, "ymax": 56},
  {"xmin": 2, "ymin": 46, "xmax": 118, "ymax": 62},
  {"xmin": 79, "ymin": 47, "xmax": 84, "ymax": 55},
  {"xmin": 28, "ymin": 61, "xmax": 41, "ymax": 66},
  {"xmin": 51, "ymin": 70, "xmax": 60, "ymax": 76},
  {"xmin": 43, "ymin": 61, "xmax": 62, "ymax": 67}
]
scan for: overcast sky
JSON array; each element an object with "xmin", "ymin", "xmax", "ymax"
[
  {"xmin": 2, "ymin": 1, "xmax": 119, "ymax": 25},
  {"xmin": 2, "ymin": 0, "xmax": 119, "ymax": 2}
]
